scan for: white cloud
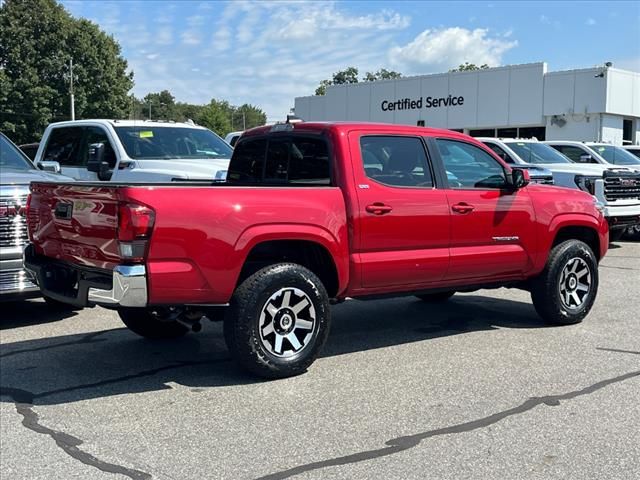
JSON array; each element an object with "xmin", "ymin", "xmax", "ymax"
[
  {"xmin": 389, "ymin": 27, "xmax": 517, "ymax": 73},
  {"xmin": 585, "ymin": 18, "xmax": 596, "ymax": 26},
  {"xmin": 156, "ymin": 27, "xmax": 173, "ymax": 45},
  {"xmin": 181, "ymin": 30, "xmax": 201, "ymax": 45}
]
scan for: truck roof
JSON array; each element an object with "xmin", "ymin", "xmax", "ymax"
[
  {"xmin": 242, "ymin": 122, "xmax": 473, "ymax": 141},
  {"xmin": 46, "ymin": 119, "xmax": 208, "ymax": 130}
]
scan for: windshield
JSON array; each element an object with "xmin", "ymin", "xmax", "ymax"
[
  {"xmin": 591, "ymin": 145, "xmax": 640, "ymax": 166},
  {"xmin": 0, "ymin": 134, "xmax": 35, "ymax": 171},
  {"xmin": 114, "ymin": 126, "xmax": 233, "ymax": 160},
  {"xmin": 504, "ymin": 142, "xmax": 571, "ymax": 164}
]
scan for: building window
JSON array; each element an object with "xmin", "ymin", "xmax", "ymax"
[
  {"xmin": 623, "ymin": 119, "xmax": 633, "ymax": 144},
  {"xmin": 518, "ymin": 127, "xmax": 546, "ymax": 141},
  {"xmin": 416, "ymin": 120, "xmax": 425, "ymax": 127},
  {"xmin": 469, "ymin": 128, "xmax": 495, "ymax": 137},
  {"xmin": 497, "ymin": 128, "xmax": 517, "ymax": 138}
]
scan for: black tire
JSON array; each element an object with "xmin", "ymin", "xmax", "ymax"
[
  {"xmin": 609, "ymin": 229, "xmax": 625, "ymax": 242},
  {"xmin": 224, "ymin": 263, "xmax": 331, "ymax": 379},
  {"xmin": 118, "ymin": 308, "xmax": 189, "ymax": 339},
  {"xmin": 624, "ymin": 225, "xmax": 640, "ymax": 241},
  {"xmin": 43, "ymin": 295, "xmax": 81, "ymax": 311},
  {"xmin": 416, "ymin": 291, "xmax": 455, "ymax": 302},
  {"xmin": 530, "ymin": 240, "xmax": 598, "ymax": 325}
]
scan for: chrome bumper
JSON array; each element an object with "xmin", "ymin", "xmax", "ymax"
[
  {"xmin": 88, "ymin": 265, "xmax": 148, "ymax": 307},
  {"xmin": 24, "ymin": 244, "xmax": 148, "ymax": 308}
]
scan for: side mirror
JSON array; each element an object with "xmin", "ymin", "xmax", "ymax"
[
  {"xmin": 38, "ymin": 160, "xmax": 61, "ymax": 174},
  {"xmin": 510, "ymin": 168, "xmax": 530, "ymax": 189},
  {"xmin": 578, "ymin": 154, "xmax": 593, "ymax": 163},
  {"xmin": 87, "ymin": 143, "xmax": 112, "ymax": 181}
]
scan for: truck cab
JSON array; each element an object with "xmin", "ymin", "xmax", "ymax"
[
  {"xmin": 480, "ymin": 138, "xmax": 640, "ymax": 240},
  {"xmin": 34, "ymin": 120, "xmax": 233, "ymax": 183},
  {"xmin": 545, "ymin": 141, "xmax": 640, "ymax": 172}
]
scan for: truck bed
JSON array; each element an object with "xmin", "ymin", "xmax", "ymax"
[{"xmin": 27, "ymin": 181, "xmax": 350, "ymax": 304}]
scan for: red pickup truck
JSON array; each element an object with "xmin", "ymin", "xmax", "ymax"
[{"xmin": 25, "ymin": 122, "xmax": 608, "ymax": 378}]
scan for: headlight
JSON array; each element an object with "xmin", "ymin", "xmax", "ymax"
[{"xmin": 574, "ymin": 175, "xmax": 600, "ymax": 194}]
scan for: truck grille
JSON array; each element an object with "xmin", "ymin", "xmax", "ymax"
[
  {"xmin": 0, "ymin": 194, "xmax": 29, "ymax": 248},
  {"xmin": 604, "ymin": 176, "xmax": 640, "ymax": 201}
]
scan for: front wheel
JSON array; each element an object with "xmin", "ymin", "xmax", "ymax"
[
  {"xmin": 224, "ymin": 263, "xmax": 331, "ymax": 379},
  {"xmin": 530, "ymin": 240, "xmax": 598, "ymax": 325},
  {"xmin": 624, "ymin": 225, "xmax": 640, "ymax": 241},
  {"xmin": 118, "ymin": 308, "xmax": 189, "ymax": 339}
]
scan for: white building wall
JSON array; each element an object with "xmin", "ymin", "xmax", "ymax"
[
  {"xmin": 606, "ymin": 69, "xmax": 640, "ymax": 116},
  {"xmin": 293, "ymin": 62, "xmax": 638, "ymax": 144},
  {"xmin": 601, "ymin": 114, "xmax": 624, "ymax": 145}
]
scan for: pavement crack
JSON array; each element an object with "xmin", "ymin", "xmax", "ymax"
[
  {"xmin": 0, "ymin": 357, "xmax": 230, "ymax": 479},
  {"xmin": 597, "ymin": 347, "xmax": 640, "ymax": 356},
  {"xmin": 0, "ymin": 330, "xmax": 110, "ymax": 359},
  {"xmin": 0, "ymin": 387, "xmax": 152, "ymax": 479},
  {"xmin": 254, "ymin": 370, "xmax": 640, "ymax": 480}
]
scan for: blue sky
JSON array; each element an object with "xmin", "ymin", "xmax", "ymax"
[{"xmin": 61, "ymin": 0, "xmax": 640, "ymax": 121}]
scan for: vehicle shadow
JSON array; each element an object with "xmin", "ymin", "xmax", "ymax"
[
  {"xmin": 0, "ymin": 299, "xmax": 79, "ymax": 329},
  {"xmin": 0, "ymin": 293, "xmax": 553, "ymax": 406}
]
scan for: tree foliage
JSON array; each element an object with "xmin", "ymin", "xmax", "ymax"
[
  {"xmin": 129, "ymin": 91, "xmax": 266, "ymax": 137},
  {"xmin": 449, "ymin": 62, "xmax": 490, "ymax": 72},
  {"xmin": 0, "ymin": 0, "xmax": 133, "ymax": 144},
  {"xmin": 315, "ymin": 67, "xmax": 402, "ymax": 95}
]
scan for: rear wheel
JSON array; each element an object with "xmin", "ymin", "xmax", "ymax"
[
  {"xmin": 416, "ymin": 291, "xmax": 455, "ymax": 302},
  {"xmin": 531, "ymin": 240, "xmax": 598, "ymax": 325},
  {"xmin": 224, "ymin": 263, "xmax": 331, "ymax": 379},
  {"xmin": 118, "ymin": 308, "xmax": 189, "ymax": 339}
]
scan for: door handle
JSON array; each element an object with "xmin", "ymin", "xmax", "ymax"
[
  {"xmin": 366, "ymin": 203, "xmax": 393, "ymax": 215},
  {"xmin": 451, "ymin": 203, "xmax": 474, "ymax": 214}
]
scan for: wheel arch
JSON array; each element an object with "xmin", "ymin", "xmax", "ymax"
[
  {"xmin": 234, "ymin": 225, "xmax": 349, "ymax": 298},
  {"xmin": 548, "ymin": 214, "xmax": 604, "ymax": 261}
]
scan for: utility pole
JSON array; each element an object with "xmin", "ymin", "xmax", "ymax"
[
  {"xmin": 242, "ymin": 111, "xmax": 246, "ymax": 130},
  {"xmin": 69, "ymin": 59, "xmax": 75, "ymax": 121}
]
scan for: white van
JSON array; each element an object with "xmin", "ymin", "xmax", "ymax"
[{"xmin": 34, "ymin": 120, "xmax": 233, "ymax": 182}]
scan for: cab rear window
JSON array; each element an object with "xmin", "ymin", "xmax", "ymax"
[{"xmin": 227, "ymin": 136, "xmax": 331, "ymax": 185}]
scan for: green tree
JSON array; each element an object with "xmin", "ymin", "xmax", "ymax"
[
  {"xmin": 449, "ymin": 62, "xmax": 490, "ymax": 72},
  {"xmin": 231, "ymin": 104, "xmax": 267, "ymax": 131},
  {"xmin": 0, "ymin": 0, "xmax": 133, "ymax": 144},
  {"xmin": 363, "ymin": 68, "xmax": 402, "ymax": 82},
  {"xmin": 141, "ymin": 90, "xmax": 177, "ymax": 120},
  {"xmin": 315, "ymin": 66, "xmax": 402, "ymax": 95},
  {"xmin": 198, "ymin": 99, "xmax": 232, "ymax": 136}
]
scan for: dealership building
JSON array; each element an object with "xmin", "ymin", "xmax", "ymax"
[{"xmin": 294, "ymin": 62, "xmax": 640, "ymax": 145}]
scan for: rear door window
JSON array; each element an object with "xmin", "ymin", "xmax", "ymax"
[
  {"xmin": 43, "ymin": 127, "xmax": 85, "ymax": 166},
  {"xmin": 552, "ymin": 145, "xmax": 592, "ymax": 163}
]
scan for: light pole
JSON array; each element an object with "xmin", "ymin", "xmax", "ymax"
[{"xmin": 69, "ymin": 59, "xmax": 75, "ymax": 121}]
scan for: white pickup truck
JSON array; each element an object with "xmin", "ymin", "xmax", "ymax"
[
  {"xmin": 479, "ymin": 138, "xmax": 640, "ymax": 241},
  {"xmin": 33, "ymin": 120, "xmax": 233, "ymax": 182}
]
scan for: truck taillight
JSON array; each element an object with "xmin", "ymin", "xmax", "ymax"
[{"xmin": 118, "ymin": 203, "xmax": 155, "ymax": 262}]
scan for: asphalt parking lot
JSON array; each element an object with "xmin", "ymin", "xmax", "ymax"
[{"xmin": 1, "ymin": 242, "xmax": 638, "ymax": 480}]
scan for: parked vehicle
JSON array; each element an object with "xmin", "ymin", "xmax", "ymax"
[
  {"xmin": 481, "ymin": 138, "xmax": 640, "ymax": 242},
  {"xmin": 224, "ymin": 130, "xmax": 243, "ymax": 147},
  {"xmin": 477, "ymin": 138, "xmax": 554, "ymax": 184},
  {"xmin": 623, "ymin": 145, "xmax": 640, "ymax": 159},
  {"xmin": 33, "ymin": 120, "xmax": 233, "ymax": 182},
  {"xmin": 19, "ymin": 142, "xmax": 39, "ymax": 161},
  {"xmin": 25, "ymin": 122, "xmax": 609, "ymax": 377},
  {"xmin": 546, "ymin": 141, "xmax": 640, "ymax": 172},
  {"xmin": 0, "ymin": 133, "xmax": 73, "ymax": 300}
]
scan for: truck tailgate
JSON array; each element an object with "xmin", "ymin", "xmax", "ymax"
[{"xmin": 28, "ymin": 183, "xmax": 122, "ymax": 270}]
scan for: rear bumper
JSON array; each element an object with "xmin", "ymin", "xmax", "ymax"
[{"xmin": 23, "ymin": 244, "xmax": 147, "ymax": 308}]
